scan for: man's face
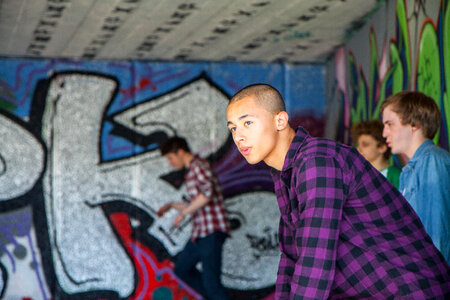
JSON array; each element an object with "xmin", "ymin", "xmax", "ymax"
[
  {"xmin": 164, "ymin": 151, "xmax": 185, "ymax": 170},
  {"xmin": 226, "ymin": 96, "xmax": 278, "ymax": 165},
  {"xmin": 382, "ymin": 105, "xmax": 413, "ymax": 155},
  {"xmin": 356, "ymin": 134, "xmax": 385, "ymax": 164}
]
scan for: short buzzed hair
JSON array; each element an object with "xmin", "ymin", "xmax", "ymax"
[
  {"xmin": 229, "ymin": 84, "xmax": 286, "ymax": 114},
  {"xmin": 380, "ymin": 91, "xmax": 441, "ymax": 139}
]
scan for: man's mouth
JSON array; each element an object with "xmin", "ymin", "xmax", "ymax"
[{"xmin": 240, "ymin": 146, "xmax": 251, "ymax": 156}]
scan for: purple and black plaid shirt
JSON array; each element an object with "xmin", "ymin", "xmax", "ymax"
[{"xmin": 271, "ymin": 127, "xmax": 450, "ymax": 299}]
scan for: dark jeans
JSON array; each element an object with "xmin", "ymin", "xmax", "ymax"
[{"xmin": 174, "ymin": 231, "xmax": 229, "ymax": 300}]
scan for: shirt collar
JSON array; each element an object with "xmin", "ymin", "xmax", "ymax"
[
  {"xmin": 408, "ymin": 139, "xmax": 433, "ymax": 165},
  {"xmin": 187, "ymin": 154, "xmax": 199, "ymax": 168},
  {"xmin": 270, "ymin": 126, "xmax": 309, "ymax": 174}
]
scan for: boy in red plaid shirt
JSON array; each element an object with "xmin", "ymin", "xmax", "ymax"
[{"xmin": 157, "ymin": 136, "xmax": 229, "ymax": 300}]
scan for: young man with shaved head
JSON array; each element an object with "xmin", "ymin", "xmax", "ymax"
[{"xmin": 227, "ymin": 84, "xmax": 450, "ymax": 299}]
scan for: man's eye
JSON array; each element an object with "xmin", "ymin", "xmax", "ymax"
[
  {"xmin": 229, "ymin": 127, "xmax": 236, "ymax": 133},
  {"xmin": 244, "ymin": 121, "xmax": 252, "ymax": 126}
]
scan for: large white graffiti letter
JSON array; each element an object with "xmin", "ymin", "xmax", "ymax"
[
  {"xmin": 0, "ymin": 113, "xmax": 44, "ymax": 200},
  {"xmin": 41, "ymin": 74, "xmax": 134, "ymax": 296}
]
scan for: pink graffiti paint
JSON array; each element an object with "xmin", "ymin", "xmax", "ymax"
[{"xmin": 109, "ymin": 212, "xmax": 201, "ymax": 300}]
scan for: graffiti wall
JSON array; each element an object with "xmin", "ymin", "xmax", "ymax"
[
  {"xmin": 326, "ymin": 0, "xmax": 450, "ymax": 151},
  {"xmin": 0, "ymin": 59, "xmax": 325, "ymax": 299}
]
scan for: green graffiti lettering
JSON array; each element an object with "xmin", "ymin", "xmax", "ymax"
[{"xmin": 416, "ymin": 22, "xmax": 441, "ymax": 144}]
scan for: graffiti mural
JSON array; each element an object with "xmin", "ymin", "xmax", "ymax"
[
  {"xmin": 329, "ymin": 0, "xmax": 450, "ymax": 151},
  {"xmin": 0, "ymin": 59, "xmax": 325, "ymax": 299},
  {"xmin": 0, "ymin": 207, "xmax": 51, "ymax": 299}
]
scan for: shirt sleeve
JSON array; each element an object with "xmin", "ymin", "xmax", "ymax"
[
  {"xmin": 291, "ymin": 156, "xmax": 345, "ymax": 299},
  {"xmin": 192, "ymin": 162, "xmax": 214, "ymax": 199}
]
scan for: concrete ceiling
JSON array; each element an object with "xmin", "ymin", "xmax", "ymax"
[{"xmin": 0, "ymin": 0, "xmax": 379, "ymax": 64}]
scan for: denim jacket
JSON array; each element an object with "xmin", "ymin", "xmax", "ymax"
[{"xmin": 399, "ymin": 140, "xmax": 450, "ymax": 262}]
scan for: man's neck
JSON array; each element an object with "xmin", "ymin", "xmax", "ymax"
[
  {"xmin": 266, "ymin": 127, "xmax": 296, "ymax": 171},
  {"xmin": 371, "ymin": 156, "xmax": 390, "ymax": 171},
  {"xmin": 183, "ymin": 152, "xmax": 193, "ymax": 167}
]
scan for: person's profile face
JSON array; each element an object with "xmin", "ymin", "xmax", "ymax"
[
  {"xmin": 164, "ymin": 151, "xmax": 184, "ymax": 170},
  {"xmin": 356, "ymin": 134, "xmax": 385, "ymax": 164},
  {"xmin": 226, "ymin": 96, "xmax": 278, "ymax": 165},
  {"xmin": 382, "ymin": 106, "xmax": 413, "ymax": 155}
]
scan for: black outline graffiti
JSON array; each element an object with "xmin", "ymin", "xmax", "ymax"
[
  {"xmin": 28, "ymin": 71, "xmax": 122, "ymax": 299},
  {"xmin": 0, "ymin": 154, "xmax": 6, "ymax": 176},
  {"xmin": 2, "ymin": 68, "xmax": 277, "ymax": 299},
  {"xmin": 0, "ymin": 259, "xmax": 7, "ymax": 298},
  {"xmin": 102, "ymin": 72, "xmax": 234, "ymax": 165}
]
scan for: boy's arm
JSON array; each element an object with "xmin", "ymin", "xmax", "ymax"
[
  {"xmin": 157, "ymin": 193, "xmax": 211, "ymax": 226},
  {"xmin": 172, "ymin": 161, "xmax": 216, "ymax": 226},
  {"xmin": 156, "ymin": 201, "xmax": 187, "ymax": 217},
  {"xmin": 290, "ymin": 156, "xmax": 344, "ymax": 299},
  {"xmin": 174, "ymin": 193, "xmax": 211, "ymax": 226}
]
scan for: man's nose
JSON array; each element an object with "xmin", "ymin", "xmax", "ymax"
[
  {"xmin": 234, "ymin": 128, "xmax": 245, "ymax": 142},
  {"xmin": 382, "ymin": 126, "xmax": 388, "ymax": 138}
]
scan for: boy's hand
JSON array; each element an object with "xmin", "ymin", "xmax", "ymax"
[
  {"xmin": 156, "ymin": 203, "xmax": 172, "ymax": 217},
  {"xmin": 174, "ymin": 213, "xmax": 184, "ymax": 227}
]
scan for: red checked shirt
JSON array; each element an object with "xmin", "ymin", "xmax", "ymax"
[{"xmin": 185, "ymin": 155, "xmax": 229, "ymax": 241}]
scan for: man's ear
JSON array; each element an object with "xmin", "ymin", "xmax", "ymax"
[
  {"xmin": 411, "ymin": 124, "xmax": 421, "ymax": 133},
  {"xmin": 275, "ymin": 111, "xmax": 289, "ymax": 130}
]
